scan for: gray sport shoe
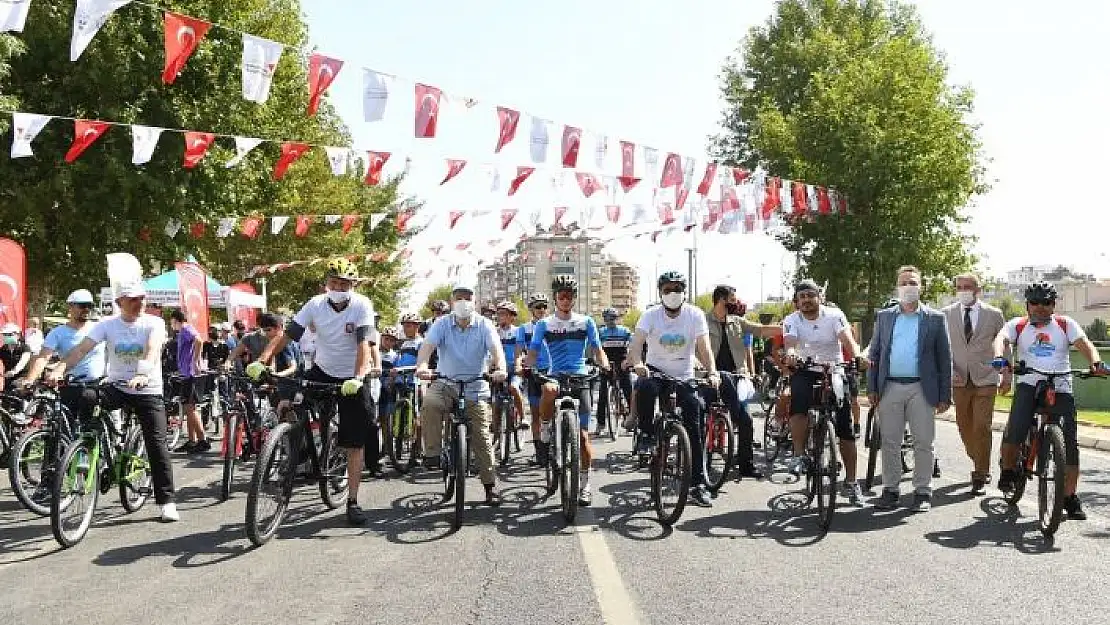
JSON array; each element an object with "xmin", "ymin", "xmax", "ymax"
[
  {"xmin": 844, "ymin": 481, "xmax": 865, "ymax": 507},
  {"xmin": 873, "ymin": 489, "xmax": 899, "ymax": 510},
  {"xmin": 911, "ymin": 492, "xmax": 931, "ymax": 512}
]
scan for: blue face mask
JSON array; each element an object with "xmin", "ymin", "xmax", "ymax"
[{"xmin": 3, "ymin": 335, "xmax": 17, "ymax": 346}]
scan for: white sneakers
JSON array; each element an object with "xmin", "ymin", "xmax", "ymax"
[{"xmin": 160, "ymin": 503, "xmax": 180, "ymax": 522}]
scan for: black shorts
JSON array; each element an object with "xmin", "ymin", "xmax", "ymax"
[
  {"xmin": 304, "ymin": 366, "xmax": 374, "ymax": 449},
  {"xmin": 788, "ymin": 369, "xmax": 855, "ymax": 441},
  {"xmin": 178, "ymin": 375, "xmax": 209, "ymax": 406},
  {"xmin": 1004, "ymin": 382, "xmax": 1080, "ymax": 465},
  {"xmin": 847, "ymin": 373, "xmax": 859, "ymax": 401}
]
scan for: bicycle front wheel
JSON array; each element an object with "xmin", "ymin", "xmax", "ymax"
[
  {"xmin": 319, "ymin": 417, "xmax": 349, "ymax": 509},
  {"xmin": 705, "ymin": 409, "xmax": 735, "ymax": 493},
  {"xmin": 387, "ymin": 399, "xmax": 414, "ymax": 474},
  {"xmin": 452, "ymin": 422, "xmax": 467, "ymax": 530},
  {"xmin": 559, "ymin": 411, "xmax": 580, "ymax": 524},
  {"xmin": 220, "ymin": 412, "xmax": 240, "ymax": 502},
  {"xmin": 245, "ymin": 422, "xmax": 296, "ymax": 547},
  {"xmin": 119, "ymin": 427, "xmax": 153, "ymax": 513},
  {"xmin": 1037, "ymin": 424, "xmax": 1067, "ymax": 537},
  {"xmin": 813, "ymin": 417, "xmax": 839, "ymax": 531},
  {"xmin": 51, "ymin": 438, "xmax": 100, "ymax": 549},
  {"xmin": 652, "ymin": 421, "xmax": 691, "ymax": 526},
  {"xmin": 10, "ymin": 427, "xmax": 68, "ymax": 516}
]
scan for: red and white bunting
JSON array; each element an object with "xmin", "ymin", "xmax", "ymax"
[
  {"xmin": 307, "ymin": 53, "xmax": 344, "ymax": 116},
  {"xmin": 163, "ymin": 12, "xmax": 211, "ymax": 84}
]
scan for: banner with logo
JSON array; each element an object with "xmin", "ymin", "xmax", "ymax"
[{"xmin": 0, "ymin": 238, "xmax": 26, "ymax": 331}]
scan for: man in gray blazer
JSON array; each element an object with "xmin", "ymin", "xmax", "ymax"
[
  {"xmin": 942, "ymin": 273, "xmax": 1005, "ymax": 495},
  {"xmin": 867, "ymin": 265, "xmax": 953, "ymax": 511}
]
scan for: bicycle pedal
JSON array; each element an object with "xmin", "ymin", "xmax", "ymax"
[{"xmin": 136, "ymin": 486, "xmax": 153, "ymax": 496}]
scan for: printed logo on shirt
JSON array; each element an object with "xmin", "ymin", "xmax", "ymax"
[
  {"xmin": 114, "ymin": 342, "xmax": 144, "ymax": 362},
  {"xmin": 1030, "ymin": 332, "xmax": 1056, "ymax": 358},
  {"xmin": 659, "ymin": 333, "xmax": 688, "ymax": 352}
]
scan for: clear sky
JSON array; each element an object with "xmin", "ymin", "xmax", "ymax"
[{"xmin": 301, "ymin": 0, "xmax": 1110, "ymax": 312}]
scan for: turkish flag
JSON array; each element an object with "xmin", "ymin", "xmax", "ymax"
[
  {"xmin": 761, "ymin": 177, "xmax": 781, "ymax": 219},
  {"xmin": 500, "ymin": 209, "xmax": 518, "ymax": 230},
  {"xmin": 508, "ymin": 166, "xmax": 535, "ymax": 196},
  {"xmin": 273, "ymin": 142, "xmax": 310, "ymax": 180},
  {"xmin": 553, "ymin": 206, "xmax": 568, "ymax": 226},
  {"xmin": 176, "ymin": 261, "xmax": 211, "ymax": 339},
  {"xmin": 838, "ymin": 193, "xmax": 849, "ymax": 214},
  {"xmin": 791, "ymin": 181, "xmax": 807, "ymax": 215},
  {"xmin": 721, "ymin": 186, "xmax": 740, "ymax": 212},
  {"xmin": 547, "ymin": 249, "xmax": 555, "ymax": 260},
  {"xmin": 295, "ymin": 215, "xmax": 312, "ymax": 237},
  {"xmin": 162, "ymin": 12, "xmax": 211, "ymax": 84},
  {"xmin": 618, "ymin": 176, "xmax": 640, "ymax": 193},
  {"xmin": 64, "ymin": 120, "xmax": 110, "ymax": 163},
  {"xmin": 0, "ymin": 238, "xmax": 26, "ymax": 331},
  {"xmin": 658, "ymin": 203, "xmax": 675, "ymax": 225},
  {"xmin": 817, "ymin": 186, "xmax": 832, "ymax": 214},
  {"xmin": 190, "ymin": 222, "xmax": 206, "ymax": 238},
  {"xmin": 697, "ymin": 163, "xmax": 717, "ymax": 195},
  {"xmin": 395, "ymin": 209, "xmax": 415, "ymax": 232},
  {"xmin": 441, "ymin": 159, "xmax": 467, "ymax": 185},
  {"xmin": 495, "ymin": 106, "xmax": 520, "ymax": 153},
  {"xmin": 732, "ymin": 167, "xmax": 751, "ymax": 185},
  {"xmin": 228, "ymin": 282, "xmax": 258, "ymax": 329},
  {"xmin": 561, "ymin": 125, "xmax": 581, "ymax": 168},
  {"xmin": 307, "ymin": 53, "xmax": 344, "ymax": 116},
  {"xmin": 414, "ymin": 83, "xmax": 442, "ymax": 138},
  {"xmin": 676, "ymin": 186, "xmax": 690, "ymax": 211},
  {"xmin": 660, "ymin": 153, "xmax": 683, "ymax": 188},
  {"xmin": 364, "ymin": 151, "xmax": 391, "ymax": 186},
  {"xmin": 240, "ymin": 216, "xmax": 264, "ymax": 239},
  {"xmin": 182, "ymin": 131, "xmax": 215, "ymax": 168},
  {"xmin": 575, "ymin": 172, "xmax": 604, "ymax": 198},
  {"xmin": 619, "ymin": 140, "xmax": 635, "ymax": 177},
  {"xmin": 448, "ymin": 211, "xmax": 464, "ymax": 229},
  {"xmin": 605, "ymin": 205, "xmax": 620, "ymax": 223},
  {"xmin": 341, "ymin": 214, "xmax": 360, "ymax": 234}
]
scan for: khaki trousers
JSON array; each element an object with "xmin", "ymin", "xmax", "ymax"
[
  {"xmin": 421, "ymin": 380, "xmax": 496, "ymax": 485},
  {"xmin": 953, "ymin": 384, "xmax": 997, "ymax": 479}
]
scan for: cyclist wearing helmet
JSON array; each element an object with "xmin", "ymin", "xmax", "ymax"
[
  {"xmin": 516, "ymin": 292, "xmax": 552, "ymax": 462},
  {"xmin": 420, "ymin": 300, "xmax": 450, "ymax": 336},
  {"xmin": 395, "ymin": 313, "xmax": 424, "ymax": 369},
  {"xmin": 20, "ymin": 289, "xmax": 106, "ymax": 421},
  {"xmin": 492, "ymin": 301, "xmax": 526, "ymax": 440},
  {"xmin": 249, "ymin": 258, "xmax": 382, "ymax": 525},
  {"xmin": 627, "ymin": 271, "xmax": 720, "ymax": 507},
  {"xmin": 524, "ymin": 275, "xmax": 610, "ymax": 506},
  {"xmin": 992, "ymin": 280, "xmax": 1106, "ymax": 520},
  {"xmin": 597, "ymin": 307, "xmax": 633, "ymax": 435}
]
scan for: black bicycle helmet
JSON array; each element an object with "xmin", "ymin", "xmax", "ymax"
[
  {"xmin": 527, "ymin": 293, "xmax": 549, "ymax": 308},
  {"xmin": 884, "ymin": 298, "xmax": 900, "ymax": 308},
  {"xmin": 657, "ymin": 271, "xmax": 687, "ymax": 290},
  {"xmin": 1024, "ymin": 280, "xmax": 1057, "ymax": 303},
  {"xmin": 431, "ymin": 300, "xmax": 450, "ymax": 314},
  {"xmin": 602, "ymin": 307, "xmax": 619, "ymax": 320},
  {"xmin": 551, "ymin": 275, "xmax": 578, "ymax": 294}
]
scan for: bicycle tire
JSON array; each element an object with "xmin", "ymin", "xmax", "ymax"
[
  {"xmin": 1004, "ymin": 441, "xmax": 1030, "ymax": 505},
  {"xmin": 388, "ymin": 399, "xmax": 414, "ymax": 474},
  {"xmin": 1037, "ymin": 424, "xmax": 1067, "ymax": 537},
  {"xmin": 319, "ymin": 416, "xmax": 349, "ymax": 509},
  {"xmin": 652, "ymin": 420, "xmax": 691, "ymax": 526},
  {"xmin": 50, "ymin": 437, "xmax": 100, "ymax": 549},
  {"xmin": 606, "ymin": 389, "xmax": 621, "ymax": 441},
  {"xmin": 901, "ymin": 429, "xmax": 916, "ymax": 475},
  {"xmin": 119, "ymin": 427, "xmax": 152, "ymax": 513},
  {"xmin": 560, "ymin": 411, "xmax": 580, "ymax": 523},
  {"xmin": 166, "ymin": 403, "xmax": 184, "ymax": 450},
  {"xmin": 10, "ymin": 427, "xmax": 68, "ymax": 516},
  {"xmin": 245, "ymin": 422, "xmax": 296, "ymax": 547},
  {"xmin": 814, "ymin": 416, "xmax": 839, "ymax": 531},
  {"xmin": 452, "ymin": 422, "xmax": 467, "ymax": 530},
  {"xmin": 705, "ymin": 408, "xmax": 735, "ymax": 493},
  {"xmin": 499, "ymin": 399, "xmax": 513, "ymax": 467},
  {"xmin": 863, "ymin": 406, "xmax": 880, "ymax": 490}
]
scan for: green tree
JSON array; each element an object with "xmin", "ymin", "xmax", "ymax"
[
  {"xmin": 990, "ymin": 293, "xmax": 1023, "ymax": 321},
  {"xmin": 754, "ymin": 300, "xmax": 794, "ymax": 321},
  {"xmin": 422, "ymin": 284, "xmax": 455, "ymax": 317},
  {"xmin": 694, "ymin": 293, "xmax": 714, "ymax": 315},
  {"xmin": 0, "ymin": 34, "xmax": 24, "ymax": 129},
  {"xmin": 0, "ymin": 1, "xmax": 406, "ymax": 312},
  {"xmin": 622, "ymin": 306, "xmax": 643, "ymax": 330},
  {"xmin": 1086, "ymin": 318, "xmax": 1108, "ymax": 342},
  {"xmin": 713, "ymin": 0, "xmax": 985, "ymax": 321}
]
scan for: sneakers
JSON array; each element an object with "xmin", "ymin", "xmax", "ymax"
[
  {"xmin": 159, "ymin": 502, "xmax": 180, "ymax": 522},
  {"xmin": 911, "ymin": 492, "xmax": 931, "ymax": 512},
  {"xmin": 932, "ymin": 460, "xmax": 941, "ymax": 479},
  {"xmin": 873, "ymin": 489, "xmax": 899, "ymax": 510},
  {"xmin": 423, "ymin": 456, "xmax": 442, "ymax": 471},
  {"xmin": 578, "ymin": 485, "xmax": 592, "ymax": 507},
  {"xmin": 1064, "ymin": 495, "xmax": 1087, "ymax": 521},
  {"xmin": 970, "ymin": 478, "xmax": 986, "ymax": 496},
  {"xmin": 788, "ymin": 455, "xmax": 809, "ymax": 475},
  {"xmin": 483, "ymin": 484, "xmax": 502, "ymax": 507},
  {"xmin": 690, "ymin": 485, "xmax": 713, "ymax": 507},
  {"xmin": 346, "ymin": 501, "xmax": 368, "ymax": 526},
  {"xmin": 844, "ymin": 481, "xmax": 865, "ymax": 507},
  {"xmin": 634, "ymin": 434, "xmax": 655, "ymax": 456},
  {"xmin": 997, "ymin": 468, "xmax": 1019, "ymax": 494},
  {"xmin": 173, "ymin": 441, "xmax": 195, "ymax": 454},
  {"xmin": 737, "ymin": 462, "xmax": 765, "ymax": 480}
]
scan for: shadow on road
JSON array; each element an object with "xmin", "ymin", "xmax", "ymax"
[
  {"xmin": 93, "ymin": 522, "xmax": 251, "ymax": 568},
  {"xmin": 923, "ymin": 497, "xmax": 1059, "ymax": 554}
]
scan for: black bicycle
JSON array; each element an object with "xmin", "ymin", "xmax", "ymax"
[
  {"xmin": 219, "ymin": 374, "xmax": 276, "ymax": 502},
  {"xmin": 1000, "ymin": 361, "xmax": 1105, "ymax": 538},
  {"xmin": 862, "ymin": 405, "xmax": 918, "ymax": 491},
  {"xmin": 531, "ymin": 369, "xmax": 597, "ymax": 524},
  {"xmin": 244, "ymin": 375, "xmax": 349, "ymax": 547},
  {"xmin": 791, "ymin": 358, "xmax": 852, "ymax": 532},
  {"xmin": 634, "ymin": 365, "xmax": 702, "ymax": 527},
  {"xmin": 8, "ymin": 380, "xmax": 80, "ymax": 515},
  {"xmin": 429, "ymin": 373, "xmax": 489, "ymax": 531},
  {"xmin": 492, "ymin": 377, "xmax": 522, "ymax": 466},
  {"xmin": 599, "ymin": 366, "xmax": 630, "ymax": 441}
]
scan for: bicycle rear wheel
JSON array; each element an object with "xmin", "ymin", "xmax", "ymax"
[
  {"xmin": 119, "ymin": 427, "xmax": 152, "ymax": 513},
  {"xmin": 10, "ymin": 427, "xmax": 68, "ymax": 516},
  {"xmin": 166, "ymin": 402, "xmax": 184, "ymax": 450},
  {"xmin": 1004, "ymin": 442, "xmax": 1030, "ymax": 505},
  {"xmin": 705, "ymin": 408, "xmax": 735, "ymax": 493},
  {"xmin": 559, "ymin": 411, "xmax": 580, "ymax": 523},
  {"xmin": 1037, "ymin": 424, "xmax": 1067, "ymax": 537},
  {"xmin": 606, "ymin": 389, "xmax": 621, "ymax": 441},
  {"xmin": 51, "ymin": 438, "xmax": 100, "ymax": 549},
  {"xmin": 499, "ymin": 400, "xmax": 513, "ymax": 467},
  {"xmin": 245, "ymin": 422, "xmax": 296, "ymax": 547},
  {"xmin": 452, "ymin": 422, "xmax": 467, "ymax": 530},
  {"xmin": 863, "ymin": 407, "xmax": 880, "ymax": 491},
  {"xmin": 652, "ymin": 421, "xmax": 691, "ymax": 526},
  {"xmin": 387, "ymin": 399, "xmax": 415, "ymax": 475},
  {"xmin": 811, "ymin": 417, "xmax": 839, "ymax": 530},
  {"xmin": 319, "ymin": 416, "xmax": 349, "ymax": 509},
  {"xmin": 220, "ymin": 412, "xmax": 241, "ymax": 502}
]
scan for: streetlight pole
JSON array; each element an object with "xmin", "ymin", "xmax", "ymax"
[{"xmin": 760, "ymin": 262, "xmax": 765, "ymax": 306}]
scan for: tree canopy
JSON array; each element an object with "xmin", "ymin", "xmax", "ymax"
[
  {"xmin": 0, "ymin": 0, "xmax": 408, "ymax": 316},
  {"xmin": 714, "ymin": 0, "xmax": 986, "ymax": 319}
]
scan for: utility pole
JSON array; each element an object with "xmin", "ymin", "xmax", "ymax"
[{"xmin": 760, "ymin": 262, "xmax": 766, "ymax": 307}]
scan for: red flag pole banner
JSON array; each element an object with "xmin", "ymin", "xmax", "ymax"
[
  {"xmin": 229, "ymin": 282, "xmax": 258, "ymax": 329},
  {"xmin": 364, "ymin": 151, "xmax": 390, "ymax": 185},
  {"xmin": 176, "ymin": 261, "xmax": 211, "ymax": 339},
  {"xmin": 0, "ymin": 238, "xmax": 26, "ymax": 331},
  {"xmin": 183, "ymin": 131, "xmax": 215, "ymax": 168}
]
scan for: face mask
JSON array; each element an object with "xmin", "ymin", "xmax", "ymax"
[
  {"xmin": 897, "ymin": 285, "xmax": 921, "ymax": 304},
  {"xmin": 453, "ymin": 300, "xmax": 475, "ymax": 319},
  {"xmin": 662, "ymin": 292, "xmax": 685, "ymax": 309},
  {"xmin": 956, "ymin": 290, "xmax": 976, "ymax": 306},
  {"xmin": 326, "ymin": 289, "xmax": 351, "ymax": 304},
  {"xmin": 2, "ymin": 335, "xmax": 16, "ymax": 346}
]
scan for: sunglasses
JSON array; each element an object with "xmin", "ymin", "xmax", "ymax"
[
  {"xmin": 531, "ymin": 304, "xmax": 548, "ymax": 310},
  {"xmin": 72, "ymin": 303, "xmax": 93, "ymax": 310},
  {"xmin": 661, "ymin": 286, "xmax": 685, "ymax": 294},
  {"xmin": 1028, "ymin": 299, "xmax": 1055, "ymax": 306}
]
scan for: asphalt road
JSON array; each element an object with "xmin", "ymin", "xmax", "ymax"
[{"xmin": 2, "ymin": 413, "xmax": 1110, "ymax": 625}]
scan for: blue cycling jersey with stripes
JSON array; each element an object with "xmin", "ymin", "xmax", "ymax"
[{"xmin": 529, "ymin": 313, "xmax": 601, "ymax": 375}]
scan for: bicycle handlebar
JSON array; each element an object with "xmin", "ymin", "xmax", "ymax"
[{"xmin": 1013, "ymin": 361, "xmax": 1107, "ymax": 380}]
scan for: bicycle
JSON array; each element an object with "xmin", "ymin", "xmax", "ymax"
[
  {"xmin": 1000, "ymin": 361, "xmax": 1104, "ymax": 538},
  {"xmin": 599, "ymin": 366, "xmax": 631, "ymax": 441},
  {"xmin": 530, "ymin": 368, "xmax": 597, "ymax": 524},
  {"xmin": 383, "ymin": 364, "xmax": 423, "ymax": 475},
  {"xmin": 8, "ymin": 381, "xmax": 80, "ymax": 516},
  {"xmin": 634, "ymin": 365, "xmax": 701, "ymax": 527},
  {"xmin": 0, "ymin": 389, "xmax": 37, "ymax": 466},
  {"xmin": 492, "ymin": 377, "xmax": 523, "ymax": 467},
  {"xmin": 219, "ymin": 374, "xmax": 276, "ymax": 502},
  {"xmin": 704, "ymin": 398, "xmax": 736, "ymax": 494},
  {"xmin": 762, "ymin": 374, "xmax": 792, "ymax": 469},
  {"xmin": 428, "ymin": 373, "xmax": 490, "ymax": 531},
  {"xmin": 790, "ymin": 358, "xmax": 852, "ymax": 532},
  {"xmin": 244, "ymin": 375, "xmax": 349, "ymax": 547},
  {"xmin": 50, "ymin": 381, "xmax": 154, "ymax": 548}
]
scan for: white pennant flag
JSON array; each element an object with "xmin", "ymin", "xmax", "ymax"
[
  {"xmin": 130, "ymin": 125, "xmax": 163, "ymax": 165},
  {"xmin": 779, "ymin": 180, "xmax": 792, "ymax": 212},
  {"xmin": 216, "ymin": 218, "xmax": 236, "ymax": 238},
  {"xmin": 593, "ymin": 133, "xmax": 609, "ymax": 171},
  {"xmin": 241, "ymin": 34, "xmax": 284, "ymax": 103},
  {"xmin": 488, "ymin": 166, "xmax": 502, "ymax": 193},
  {"xmin": 270, "ymin": 215, "xmax": 289, "ymax": 235},
  {"xmin": 529, "ymin": 117, "xmax": 550, "ymax": 164},
  {"xmin": 324, "ymin": 215, "xmax": 341, "ymax": 225},
  {"xmin": 642, "ymin": 146, "xmax": 660, "ymax": 186},
  {"xmin": 369, "ymin": 213, "xmax": 387, "ymax": 231},
  {"xmin": 10, "ymin": 112, "xmax": 51, "ymax": 158},
  {"xmin": 1, "ymin": 0, "xmax": 32, "ymax": 32},
  {"xmin": 164, "ymin": 219, "xmax": 182, "ymax": 238},
  {"xmin": 71, "ymin": 0, "xmax": 132, "ymax": 61},
  {"xmin": 324, "ymin": 146, "xmax": 349, "ymax": 176},
  {"xmin": 362, "ymin": 69, "xmax": 391, "ymax": 122},
  {"xmin": 225, "ymin": 136, "xmax": 263, "ymax": 168}
]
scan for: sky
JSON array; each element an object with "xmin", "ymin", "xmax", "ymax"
[{"xmin": 300, "ymin": 0, "xmax": 1110, "ymax": 312}]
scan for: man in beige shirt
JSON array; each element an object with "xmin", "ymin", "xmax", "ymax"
[{"xmin": 942, "ymin": 273, "xmax": 1005, "ymax": 495}]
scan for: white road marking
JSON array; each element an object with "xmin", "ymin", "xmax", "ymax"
[{"xmin": 575, "ymin": 501, "xmax": 646, "ymax": 625}]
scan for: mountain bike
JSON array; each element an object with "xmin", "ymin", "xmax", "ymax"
[
  {"xmin": 219, "ymin": 374, "xmax": 276, "ymax": 502},
  {"xmin": 791, "ymin": 358, "xmax": 853, "ymax": 532},
  {"xmin": 704, "ymin": 399, "xmax": 736, "ymax": 493},
  {"xmin": 862, "ymin": 406, "xmax": 918, "ymax": 491},
  {"xmin": 492, "ymin": 377, "xmax": 522, "ymax": 466},
  {"xmin": 383, "ymin": 364, "xmax": 423, "ymax": 474},
  {"xmin": 430, "ymin": 373, "xmax": 489, "ymax": 530},
  {"xmin": 635, "ymin": 365, "xmax": 702, "ymax": 526},
  {"xmin": 599, "ymin": 366, "xmax": 630, "ymax": 441},
  {"xmin": 531, "ymin": 369, "xmax": 597, "ymax": 524},
  {"xmin": 8, "ymin": 381, "xmax": 79, "ymax": 515}
]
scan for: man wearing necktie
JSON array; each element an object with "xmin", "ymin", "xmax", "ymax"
[{"xmin": 942, "ymin": 273, "xmax": 1005, "ymax": 495}]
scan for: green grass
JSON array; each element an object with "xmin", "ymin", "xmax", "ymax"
[{"xmin": 993, "ymin": 394, "xmax": 1110, "ymax": 427}]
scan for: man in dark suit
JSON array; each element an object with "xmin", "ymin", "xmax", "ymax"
[{"xmin": 867, "ymin": 265, "xmax": 953, "ymax": 512}]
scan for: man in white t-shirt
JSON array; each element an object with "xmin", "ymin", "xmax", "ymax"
[
  {"xmin": 782, "ymin": 279, "xmax": 865, "ymax": 506},
  {"xmin": 626, "ymin": 271, "xmax": 720, "ymax": 507},
  {"xmin": 992, "ymin": 280, "xmax": 1106, "ymax": 521},
  {"xmin": 249, "ymin": 259, "xmax": 382, "ymax": 526},
  {"xmin": 48, "ymin": 282, "xmax": 180, "ymax": 522}
]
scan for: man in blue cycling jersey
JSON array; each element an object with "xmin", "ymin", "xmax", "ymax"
[
  {"xmin": 516, "ymin": 293, "xmax": 552, "ymax": 464},
  {"xmin": 525, "ymin": 276, "xmax": 610, "ymax": 506},
  {"xmin": 597, "ymin": 307, "xmax": 633, "ymax": 435}
]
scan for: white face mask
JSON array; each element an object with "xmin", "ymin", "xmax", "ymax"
[
  {"xmin": 956, "ymin": 290, "xmax": 976, "ymax": 306},
  {"xmin": 897, "ymin": 285, "xmax": 921, "ymax": 304},
  {"xmin": 326, "ymin": 289, "xmax": 351, "ymax": 304},
  {"xmin": 661, "ymin": 292, "xmax": 685, "ymax": 309},
  {"xmin": 453, "ymin": 299, "xmax": 475, "ymax": 319}
]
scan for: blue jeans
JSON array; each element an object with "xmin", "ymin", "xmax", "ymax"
[{"xmin": 634, "ymin": 377, "xmax": 707, "ymax": 487}]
